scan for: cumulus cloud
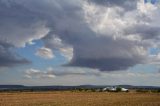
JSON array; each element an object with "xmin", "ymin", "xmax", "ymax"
[
  {"xmin": 43, "ymin": 35, "xmax": 73, "ymax": 60},
  {"xmin": 36, "ymin": 47, "xmax": 54, "ymax": 59},
  {"xmin": 59, "ymin": 47, "xmax": 73, "ymax": 61},
  {"xmin": 0, "ymin": 0, "xmax": 160, "ymax": 71}
]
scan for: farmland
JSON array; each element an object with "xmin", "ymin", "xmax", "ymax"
[{"xmin": 0, "ymin": 91, "xmax": 159, "ymax": 106}]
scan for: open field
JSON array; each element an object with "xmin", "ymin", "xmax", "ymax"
[{"xmin": 0, "ymin": 91, "xmax": 159, "ymax": 106}]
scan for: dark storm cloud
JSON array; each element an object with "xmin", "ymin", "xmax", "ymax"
[
  {"xmin": 0, "ymin": 41, "xmax": 30, "ymax": 67},
  {"xmin": 67, "ymin": 37, "xmax": 147, "ymax": 71},
  {"xmin": 0, "ymin": 0, "xmax": 159, "ymax": 71},
  {"xmin": 69, "ymin": 58, "xmax": 141, "ymax": 71},
  {"xmin": 124, "ymin": 24, "xmax": 160, "ymax": 40},
  {"xmin": 0, "ymin": 0, "xmax": 49, "ymax": 47}
]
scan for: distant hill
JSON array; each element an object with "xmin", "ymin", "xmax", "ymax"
[
  {"xmin": 0, "ymin": 85, "xmax": 160, "ymax": 91},
  {"xmin": 0, "ymin": 85, "xmax": 25, "ymax": 89},
  {"xmin": 118, "ymin": 85, "xmax": 160, "ymax": 90}
]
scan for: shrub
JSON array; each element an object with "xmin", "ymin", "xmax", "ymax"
[
  {"xmin": 116, "ymin": 87, "xmax": 122, "ymax": 92},
  {"xmin": 136, "ymin": 89, "xmax": 149, "ymax": 93}
]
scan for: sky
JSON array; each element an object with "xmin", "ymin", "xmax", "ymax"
[{"xmin": 0, "ymin": 0, "xmax": 160, "ymax": 86}]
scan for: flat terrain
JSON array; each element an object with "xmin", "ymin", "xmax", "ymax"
[{"xmin": 0, "ymin": 91, "xmax": 159, "ymax": 106}]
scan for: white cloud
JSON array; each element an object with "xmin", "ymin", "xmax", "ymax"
[
  {"xmin": 25, "ymin": 67, "xmax": 101, "ymax": 79},
  {"xmin": 43, "ymin": 35, "xmax": 73, "ymax": 60},
  {"xmin": 35, "ymin": 47, "xmax": 54, "ymax": 59},
  {"xmin": 25, "ymin": 68, "xmax": 56, "ymax": 79},
  {"xmin": 24, "ymin": 68, "xmax": 160, "ymax": 86},
  {"xmin": 59, "ymin": 47, "xmax": 73, "ymax": 61}
]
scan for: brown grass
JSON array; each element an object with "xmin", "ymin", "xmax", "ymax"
[{"xmin": 0, "ymin": 91, "xmax": 159, "ymax": 106}]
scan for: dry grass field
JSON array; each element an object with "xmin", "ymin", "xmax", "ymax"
[{"xmin": 0, "ymin": 91, "xmax": 159, "ymax": 106}]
